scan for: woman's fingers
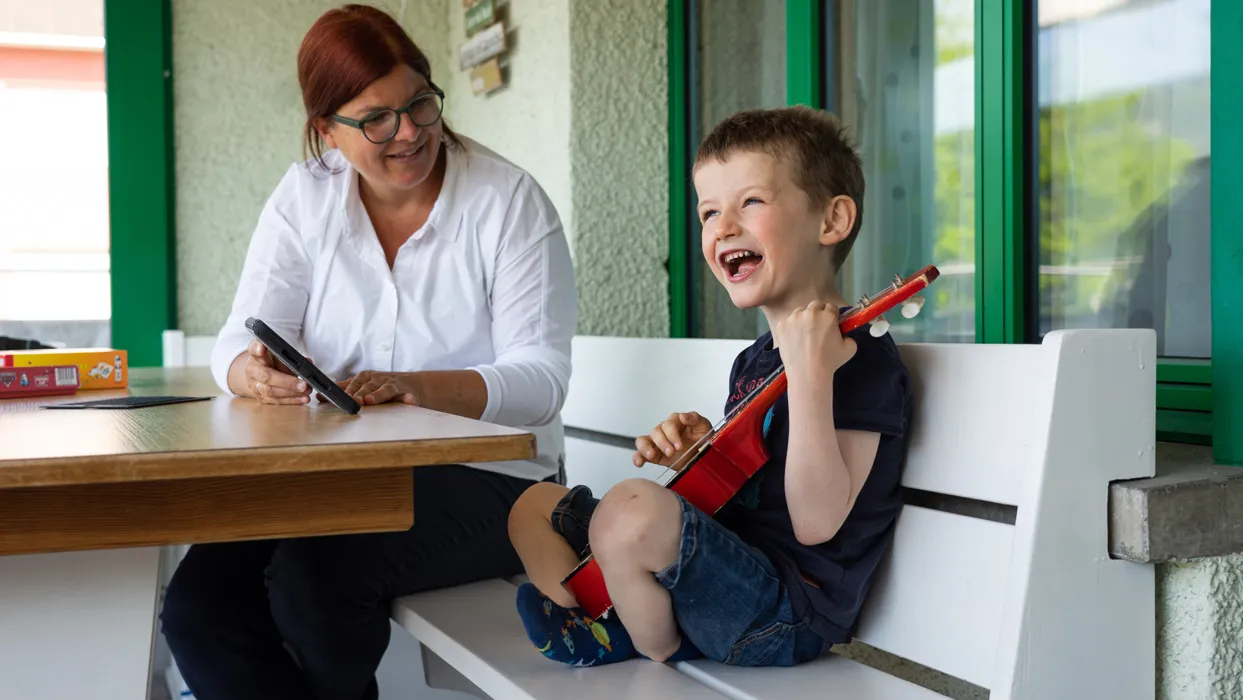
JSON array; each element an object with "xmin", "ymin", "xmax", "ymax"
[
  {"xmin": 250, "ymin": 363, "xmax": 306, "ymax": 394},
  {"xmin": 343, "ymin": 372, "xmax": 373, "ymax": 397},
  {"xmin": 349, "ymin": 378, "xmax": 386, "ymax": 402},
  {"xmin": 254, "ymin": 386, "xmax": 311, "ymax": 405},
  {"xmin": 362, "ymin": 382, "xmax": 399, "ymax": 405}
]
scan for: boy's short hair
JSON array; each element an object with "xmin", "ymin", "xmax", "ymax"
[{"xmin": 694, "ymin": 106, "xmax": 865, "ymax": 271}]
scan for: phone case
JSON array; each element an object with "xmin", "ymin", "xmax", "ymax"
[{"xmin": 244, "ymin": 318, "xmax": 361, "ymax": 415}]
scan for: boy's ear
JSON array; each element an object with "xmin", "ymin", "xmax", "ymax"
[{"xmin": 819, "ymin": 195, "xmax": 856, "ymax": 247}]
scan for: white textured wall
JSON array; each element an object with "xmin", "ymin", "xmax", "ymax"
[
  {"xmin": 567, "ymin": 0, "xmax": 669, "ymax": 337},
  {"xmin": 441, "ymin": 0, "xmax": 573, "ymax": 257},
  {"xmin": 175, "ymin": 0, "xmax": 667, "ymax": 338},
  {"xmin": 172, "ymin": 0, "xmax": 449, "ymax": 336},
  {"xmin": 1159, "ymin": 555, "xmax": 1243, "ymax": 700}
]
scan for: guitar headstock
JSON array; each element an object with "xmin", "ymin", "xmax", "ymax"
[{"xmin": 839, "ymin": 264, "xmax": 939, "ymax": 336}]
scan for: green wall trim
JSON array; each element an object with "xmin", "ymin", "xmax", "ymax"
[
  {"xmin": 785, "ymin": 0, "xmax": 822, "ymax": 108},
  {"xmin": 974, "ymin": 0, "xmax": 1027, "ymax": 344},
  {"xmin": 1158, "ymin": 358, "xmax": 1212, "ymax": 385},
  {"xmin": 1157, "ymin": 384, "xmax": 1214, "ymax": 413},
  {"xmin": 105, "ymin": 0, "xmax": 176, "ymax": 367},
  {"xmin": 668, "ymin": 0, "xmax": 689, "ymax": 338},
  {"xmin": 1157, "ymin": 409, "xmax": 1213, "ymax": 440},
  {"xmin": 1212, "ymin": 0, "xmax": 1242, "ymax": 465}
]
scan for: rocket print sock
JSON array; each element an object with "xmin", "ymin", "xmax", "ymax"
[{"xmin": 515, "ymin": 582, "xmax": 638, "ymax": 667}]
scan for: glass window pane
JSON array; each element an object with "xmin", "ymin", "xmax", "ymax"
[
  {"xmin": 1036, "ymin": 0, "xmax": 1210, "ymax": 358},
  {"xmin": 834, "ymin": 0, "xmax": 976, "ymax": 343},
  {"xmin": 689, "ymin": 0, "xmax": 786, "ymax": 339}
]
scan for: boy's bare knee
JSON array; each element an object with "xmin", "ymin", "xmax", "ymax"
[{"xmin": 589, "ymin": 479, "xmax": 666, "ymax": 557}]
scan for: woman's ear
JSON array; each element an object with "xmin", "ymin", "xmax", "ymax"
[
  {"xmin": 819, "ymin": 195, "xmax": 857, "ymax": 247},
  {"xmin": 314, "ymin": 117, "xmax": 339, "ymax": 151}
]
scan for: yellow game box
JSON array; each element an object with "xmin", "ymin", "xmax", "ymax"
[{"xmin": 0, "ymin": 348, "xmax": 128, "ymax": 390}]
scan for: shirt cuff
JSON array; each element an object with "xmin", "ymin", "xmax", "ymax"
[{"xmin": 469, "ymin": 364, "xmax": 502, "ymax": 423}]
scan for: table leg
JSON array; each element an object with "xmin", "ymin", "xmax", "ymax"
[{"xmin": 0, "ymin": 547, "xmax": 160, "ymax": 700}]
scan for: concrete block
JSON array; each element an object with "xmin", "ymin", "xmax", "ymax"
[{"xmin": 1110, "ymin": 444, "xmax": 1243, "ymax": 562}]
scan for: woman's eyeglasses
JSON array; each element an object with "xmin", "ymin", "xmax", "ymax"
[{"xmin": 332, "ymin": 85, "xmax": 445, "ymax": 145}]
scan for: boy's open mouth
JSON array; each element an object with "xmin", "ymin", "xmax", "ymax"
[{"xmin": 720, "ymin": 249, "xmax": 764, "ymax": 282}]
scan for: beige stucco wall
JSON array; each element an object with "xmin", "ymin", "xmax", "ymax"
[
  {"xmin": 441, "ymin": 0, "xmax": 573, "ymax": 261},
  {"xmin": 566, "ymin": 0, "xmax": 669, "ymax": 337},
  {"xmin": 174, "ymin": 0, "xmax": 667, "ymax": 338},
  {"xmin": 172, "ymin": 0, "xmax": 449, "ymax": 336}
]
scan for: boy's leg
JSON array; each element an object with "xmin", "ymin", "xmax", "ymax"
[
  {"xmin": 510, "ymin": 483, "xmax": 642, "ymax": 666},
  {"xmin": 588, "ymin": 479, "xmax": 687, "ymax": 661},
  {"xmin": 508, "ymin": 482, "xmax": 580, "ymax": 608},
  {"xmin": 654, "ymin": 493, "xmax": 830, "ymax": 667}
]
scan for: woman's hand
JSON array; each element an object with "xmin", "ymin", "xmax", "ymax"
[
  {"xmin": 232, "ymin": 340, "xmax": 311, "ymax": 405},
  {"xmin": 633, "ymin": 411, "xmax": 712, "ymax": 469},
  {"xmin": 338, "ymin": 370, "xmax": 422, "ymax": 406}
]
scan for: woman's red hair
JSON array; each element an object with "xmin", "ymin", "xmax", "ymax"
[{"xmin": 297, "ymin": 4, "xmax": 460, "ymax": 166}]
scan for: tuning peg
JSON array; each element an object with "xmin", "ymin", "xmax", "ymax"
[
  {"xmin": 901, "ymin": 295, "xmax": 925, "ymax": 319},
  {"xmin": 892, "ymin": 274, "xmax": 903, "ymax": 289},
  {"xmin": 869, "ymin": 315, "xmax": 890, "ymax": 337}
]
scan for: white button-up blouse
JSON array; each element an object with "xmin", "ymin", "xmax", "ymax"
[{"xmin": 210, "ymin": 138, "xmax": 578, "ymax": 482}]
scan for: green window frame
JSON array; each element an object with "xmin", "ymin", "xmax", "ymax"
[
  {"xmin": 668, "ymin": 0, "xmax": 1241, "ymax": 465},
  {"xmin": 105, "ymin": 0, "xmax": 177, "ymax": 368}
]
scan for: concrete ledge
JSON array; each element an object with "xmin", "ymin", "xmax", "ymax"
[{"xmin": 1110, "ymin": 443, "xmax": 1243, "ymax": 562}]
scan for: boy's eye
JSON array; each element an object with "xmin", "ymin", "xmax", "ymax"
[
  {"xmin": 743, "ymin": 197, "xmax": 762, "ymax": 206},
  {"xmin": 700, "ymin": 209, "xmax": 718, "ymax": 221}
]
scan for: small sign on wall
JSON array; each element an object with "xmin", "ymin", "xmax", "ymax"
[
  {"xmin": 465, "ymin": 0, "xmax": 495, "ymax": 37},
  {"xmin": 470, "ymin": 57, "xmax": 504, "ymax": 95},
  {"xmin": 459, "ymin": 21, "xmax": 506, "ymax": 70},
  {"xmin": 459, "ymin": 0, "xmax": 509, "ymax": 95}
]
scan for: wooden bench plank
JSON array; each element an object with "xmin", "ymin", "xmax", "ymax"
[{"xmin": 392, "ymin": 578, "xmax": 730, "ymax": 700}]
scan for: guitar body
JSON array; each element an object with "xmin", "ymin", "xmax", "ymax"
[{"xmin": 562, "ymin": 266, "xmax": 939, "ymax": 618}]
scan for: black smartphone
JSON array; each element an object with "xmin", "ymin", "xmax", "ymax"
[{"xmin": 244, "ymin": 317, "xmax": 361, "ymax": 415}]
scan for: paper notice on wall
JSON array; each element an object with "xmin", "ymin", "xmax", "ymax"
[{"xmin": 470, "ymin": 57, "xmax": 504, "ymax": 95}]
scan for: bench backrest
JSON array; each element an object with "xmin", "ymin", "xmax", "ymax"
[{"xmin": 561, "ymin": 329, "xmax": 1156, "ymax": 700}]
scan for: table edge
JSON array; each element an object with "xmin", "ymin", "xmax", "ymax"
[{"xmin": 0, "ymin": 433, "xmax": 537, "ymax": 489}]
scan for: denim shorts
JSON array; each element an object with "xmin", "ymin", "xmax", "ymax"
[{"xmin": 552, "ymin": 484, "xmax": 830, "ymax": 667}]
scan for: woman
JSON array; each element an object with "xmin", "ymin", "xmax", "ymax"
[{"xmin": 159, "ymin": 5, "xmax": 577, "ymax": 700}]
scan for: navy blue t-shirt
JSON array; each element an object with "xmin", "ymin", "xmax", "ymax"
[{"xmin": 715, "ymin": 323, "xmax": 911, "ymax": 644}]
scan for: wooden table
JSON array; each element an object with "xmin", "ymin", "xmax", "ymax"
[{"xmin": 0, "ymin": 367, "xmax": 536, "ymax": 700}]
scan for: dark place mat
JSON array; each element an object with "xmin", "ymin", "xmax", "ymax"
[{"xmin": 43, "ymin": 396, "xmax": 214, "ymax": 410}]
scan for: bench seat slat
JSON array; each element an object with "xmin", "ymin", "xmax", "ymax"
[
  {"xmin": 391, "ymin": 578, "xmax": 730, "ymax": 700},
  {"xmin": 674, "ymin": 655, "xmax": 946, "ymax": 700}
]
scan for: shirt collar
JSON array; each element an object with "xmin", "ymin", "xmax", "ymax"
[{"xmin": 338, "ymin": 139, "xmax": 463, "ymax": 244}]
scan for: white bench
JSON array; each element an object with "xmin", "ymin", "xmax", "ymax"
[{"xmin": 392, "ymin": 328, "xmax": 1157, "ymax": 699}]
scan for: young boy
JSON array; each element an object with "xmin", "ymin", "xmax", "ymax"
[{"xmin": 507, "ymin": 105, "xmax": 911, "ymax": 668}]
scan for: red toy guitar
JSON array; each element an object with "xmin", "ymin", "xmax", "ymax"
[{"xmin": 561, "ymin": 265, "xmax": 940, "ymax": 618}]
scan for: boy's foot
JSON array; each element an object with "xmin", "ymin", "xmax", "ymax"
[{"xmin": 515, "ymin": 582, "xmax": 638, "ymax": 666}]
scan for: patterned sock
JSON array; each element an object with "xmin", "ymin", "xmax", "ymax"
[{"xmin": 515, "ymin": 582, "xmax": 638, "ymax": 667}]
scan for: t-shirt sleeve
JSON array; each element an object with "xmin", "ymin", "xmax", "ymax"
[
  {"xmin": 830, "ymin": 332, "xmax": 910, "ymax": 437},
  {"xmin": 723, "ymin": 344, "xmax": 751, "ymax": 415}
]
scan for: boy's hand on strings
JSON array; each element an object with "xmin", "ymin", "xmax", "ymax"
[
  {"xmin": 633, "ymin": 411, "xmax": 712, "ymax": 469},
  {"xmin": 773, "ymin": 300, "xmax": 857, "ymax": 383}
]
